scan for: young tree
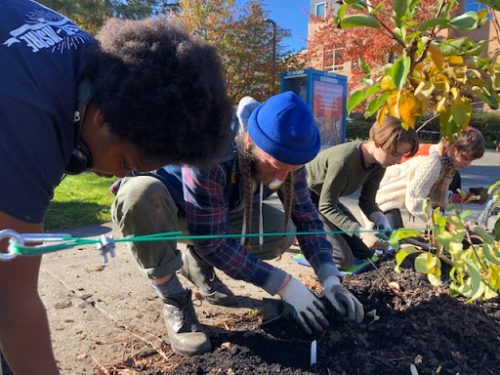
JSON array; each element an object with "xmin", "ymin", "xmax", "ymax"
[{"xmin": 326, "ymin": 0, "xmax": 499, "ymax": 139}]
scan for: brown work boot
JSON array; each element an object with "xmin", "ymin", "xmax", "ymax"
[
  {"xmin": 163, "ymin": 289, "xmax": 211, "ymax": 356},
  {"xmin": 180, "ymin": 245, "xmax": 237, "ymax": 306}
]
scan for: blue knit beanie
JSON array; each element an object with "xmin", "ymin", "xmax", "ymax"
[{"xmin": 247, "ymin": 91, "xmax": 320, "ymax": 165}]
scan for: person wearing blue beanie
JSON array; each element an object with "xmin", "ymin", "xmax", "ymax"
[
  {"xmin": 111, "ymin": 91, "xmax": 364, "ymax": 356},
  {"xmin": 247, "ymin": 91, "xmax": 321, "ymax": 166}
]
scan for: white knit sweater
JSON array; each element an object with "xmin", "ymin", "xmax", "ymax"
[{"xmin": 376, "ymin": 155, "xmax": 441, "ymax": 220}]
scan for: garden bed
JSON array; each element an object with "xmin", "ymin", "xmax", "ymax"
[{"xmin": 102, "ymin": 259, "xmax": 499, "ymax": 374}]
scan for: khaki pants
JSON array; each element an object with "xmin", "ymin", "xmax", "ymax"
[{"xmin": 111, "ymin": 176, "xmax": 295, "ymax": 280}]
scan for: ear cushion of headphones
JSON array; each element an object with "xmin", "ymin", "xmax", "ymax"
[{"xmin": 64, "ymin": 142, "xmax": 93, "ymax": 175}]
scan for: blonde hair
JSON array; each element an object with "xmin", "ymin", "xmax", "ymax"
[
  {"xmin": 369, "ymin": 115, "xmax": 419, "ymax": 156},
  {"xmin": 439, "ymin": 127, "xmax": 485, "ymax": 160}
]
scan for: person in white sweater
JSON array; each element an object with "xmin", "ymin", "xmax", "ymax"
[{"xmin": 376, "ymin": 127, "xmax": 485, "ymax": 228}]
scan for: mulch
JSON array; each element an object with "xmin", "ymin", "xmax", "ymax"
[
  {"xmin": 4, "ymin": 259, "xmax": 497, "ymax": 375},
  {"xmin": 168, "ymin": 259, "xmax": 499, "ymax": 375}
]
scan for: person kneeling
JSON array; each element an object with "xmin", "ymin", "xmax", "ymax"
[{"xmin": 306, "ymin": 116, "xmax": 418, "ymax": 270}]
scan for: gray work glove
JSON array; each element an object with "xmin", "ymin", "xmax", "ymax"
[
  {"xmin": 322, "ymin": 275, "xmax": 364, "ymax": 323},
  {"xmin": 279, "ymin": 276, "xmax": 329, "ymax": 334},
  {"xmin": 369, "ymin": 211, "xmax": 393, "ymax": 240}
]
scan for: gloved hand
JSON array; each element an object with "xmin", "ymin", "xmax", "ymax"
[
  {"xmin": 359, "ymin": 230, "xmax": 389, "ymax": 250},
  {"xmin": 278, "ymin": 276, "xmax": 329, "ymax": 334},
  {"xmin": 322, "ymin": 275, "xmax": 364, "ymax": 323},
  {"xmin": 368, "ymin": 211, "xmax": 392, "ymax": 239}
]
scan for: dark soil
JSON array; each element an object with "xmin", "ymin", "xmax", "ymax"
[
  {"xmin": 167, "ymin": 260, "xmax": 500, "ymax": 375},
  {"xmin": 4, "ymin": 260, "xmax": 498, "ymax": 375}
]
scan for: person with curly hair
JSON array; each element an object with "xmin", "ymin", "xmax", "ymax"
[
  {"xmin": 0, "ymin": 1, "xmax": 232, "ymax": 373},
  {"xmin": 376, "ymin": 128, "xmax": 485, "ymax": 228},
  {"xmin": 111, "ymin": 92, "xmax": 364, "ymax": 356},
  {"xmin": 306, "ymin": 116, "xmax": 419, "ymax": 270}
]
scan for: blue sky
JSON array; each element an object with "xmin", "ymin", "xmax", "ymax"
[{"xmin": 263, "ymin": 0, "xmax": 310, "ymax": 52}]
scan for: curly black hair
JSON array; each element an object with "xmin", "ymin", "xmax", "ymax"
[{"xmin": 83, "ymin": 17, "xmax": 233, "ymax": 167}]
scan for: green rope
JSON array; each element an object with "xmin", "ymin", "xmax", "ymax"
[{"xmin": 9, "ymin": 227, "xmax": 430, "ymax": 257}]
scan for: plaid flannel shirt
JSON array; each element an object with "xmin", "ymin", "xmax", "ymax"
[{"xmin": 181, "ymin": 163, "xmax": 341, "ymax": 295}]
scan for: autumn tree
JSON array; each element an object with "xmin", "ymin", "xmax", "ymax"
[
  {"xmin": 173, "ymin": 0, "xmax": 300, "ymax": 102},
  {"xmin": 40, "ymin": 0, "xmax": 301, "ymax": 102},
  {"xmin": 39, "ymin": 0, "xmax": 168, "ymax": 34}
]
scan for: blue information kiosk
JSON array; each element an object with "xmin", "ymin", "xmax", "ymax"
[{"xmin": 280, "ymin": 69, "xmax": 348, "ymax": 148}]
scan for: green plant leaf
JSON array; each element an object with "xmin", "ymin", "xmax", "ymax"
[
  {"xmin": 449, "ymin": 11, "xmax": 479, "ymax": 31},
  {"xmin": 414, "ymin": 252, "xmax": 437, "ymax": 273},
  {"xmin": 334, "ymin": 3, "xmax": 350, "ymax": 26},
  {"xmin": 439, "ymin": 38, "xmax": 468, "ymax": 56},
  {"xmin": 464, "ymin": 40, "xmax": 486, "ymax": 56},
  {"xmin": 458, "ymin": 210, "xmax": 472, "ymax": 221},
  {"xmin": 427, "ymin": 264, "xmax": 442, "ymax": 286},
  {"xmin": 395, "ymin": 246, "xmax": 420, "ymax": 273},
  {"xmin": 359, "ymin": 56, "xmax": 371, "ymax": 75},
  {"xmin": 347, "ymin": 89, "xmax": 367, "ymax": 114},
  {"xmin": 390, "ymin": 56, "xmax": 411, "ymax": 89},
  {"xmin": 436, "ymin": 230, "xmax": 453, "ymax": 251},
  {"xmin": 450, "ymin": 99, "xmax": 471, "ymax": 128},
  {"xmin": 433, "ymin": 208, "xmax": 447, "ymax": 228},
  {"xmin": 347, "ymin": 85, "xmax": 380, "ymax": 113},
  {"xmin": 394, "ymin": 0, "xmax": 408, "ymax": 20},
  {"xmin": 341, "ymin": 14, "xmax": 381, "ymax": 29},
  {"xmin": 408, "ymin": 0, "xmax": 420, "ymax": 12},
  {"xmin": 418, "ymin": 17, "xmax": 449, "ymax": 31},
  {"xmin": 460, "ymin": 259, "xmax": 483, "ymax": 300},
  {"xmin": 482, "ymin": 243, "xmax": 500, "ymax": 265},
  {"xmin": 389, "ymin": 228, "xmax": 421, "ymax": 249},
  {"xmin": 473, "ymin": 226, "xmax": 495, "ymax": 244},
  {"xmin": 495, "ymin": 218, "xmax": 500, "ymax": 241},
  {"xmin": 365, "ymin": 92, "xmax": 391, "ymax": 117},
  {"xmin": 471, "ymin": 86, "xmax": 499, "ymax": 110}
]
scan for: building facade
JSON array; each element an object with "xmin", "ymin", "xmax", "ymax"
[{"xmin": 307, "ymin": 0, "xmax": 499, "ymax": 85}]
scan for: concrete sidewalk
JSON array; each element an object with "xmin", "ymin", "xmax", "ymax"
[
  {"xmin": 38, "ymin": 224, "xmax": 317, "ymax": 374},
  {"xmin": 37, "ymin": 151, "xmax": 499, "ymax": 374}
]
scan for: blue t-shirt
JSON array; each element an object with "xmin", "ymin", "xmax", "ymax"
[{"xmin": 0, "ymin": 0, "xmax": 94, "ymax": 223}]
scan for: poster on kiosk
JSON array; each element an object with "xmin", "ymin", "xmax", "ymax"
[{"xmin": 280, "ymin": 69, "xmax": 348, "ymax": 148}]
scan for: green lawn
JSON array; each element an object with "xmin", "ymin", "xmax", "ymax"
[{"xmin": 45, "ymin": 173, "xmax": 116, "ymax": 230}]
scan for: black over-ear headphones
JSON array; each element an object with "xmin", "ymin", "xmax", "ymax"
[{"xmin": 64, "ymin": 79, "xmax": 94, "ymax": 175}]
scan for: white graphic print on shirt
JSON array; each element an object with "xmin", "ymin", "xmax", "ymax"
[{"xmin": 3, "ymin": 7, "xmax": 90, "ymax": 53}]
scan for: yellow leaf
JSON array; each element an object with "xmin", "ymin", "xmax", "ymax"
[
  {"xmin": 381, "ymin": 75, "xmax": 396, "ymax": 91},
  {"xmin": 447, "ymin": 55, "xmax": 464, "ymax": 66},
  {"xmin": 429, "ymin": 43, "xmax": 445, "ymax": 69},
  {"xmin": 432, "ymin": 74, "xmax": 450, "ymax": 93},
  {"xmin": 377, "ymin": 106, "xmax": 388, "ymax": 126},
  {"xmin": 436, "ymin": 97, "xmax": 447, "ymax": 113},
  {"xmin": 387, "ymin": 91, "xmax": 400, "ymax": 119},
  {"xmin": 398, "ymin": 92, "xmax": 421, "ymax": 127},
  {"xmin": 414, "ymin": 81, "xmax": 434, "ymax": 113}
]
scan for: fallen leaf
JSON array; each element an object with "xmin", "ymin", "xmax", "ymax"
[{"xmin": 389, "ymin": 281, "xmax": 401, "ymax": 291}]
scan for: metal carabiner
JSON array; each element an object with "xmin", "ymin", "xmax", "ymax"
[
  {"xmin": 0, "ymin": 230, "xmax": 25, "ymax": 261},
  {"xmin": 96, "ymin": 234, "xmax": 116, "ymax": 263}
]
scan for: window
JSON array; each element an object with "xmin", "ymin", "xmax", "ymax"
[
  {"xmin": 315, "ymin": 2, "xmax": 326, "ymax": 18},
  {"xmin": 332, "ymin": 48, "xmax": 344, "ymax": 71}
]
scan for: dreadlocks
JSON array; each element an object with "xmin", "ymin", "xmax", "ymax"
[{"xmin": 238, "ymin": 133, "xmax": 294, "ymax": 253}]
